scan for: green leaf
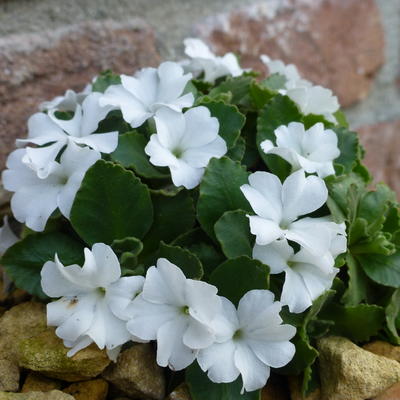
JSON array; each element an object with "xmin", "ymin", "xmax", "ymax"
[
  {"xmin": 111, "ymin": 237, "xmax": 143, "ymax": 256},
  {"xmin": 96, "ymin": 110, "xmax": 131, "ymax": 134},
  {"xmin": 186, "ymin": 362, "xmax": 260, "ymax": 400},
  {"xmin": 256, "ymin": 95, "xmax": 302, "ymax": 179},
  {"xmin": 249, "ymin": 81, "xmax": 274, "ymax": 109},
  {"xmin": 301, "ymin": 114, "xmax": 333, "ymax": 129},
  {"xmin": 333, "ymin": 110, "xmax": 349, "ymax": 128},
  {"xmin": 2, "ymin": 232, "xmax": 84, "ymax": 299},
  {"xmin": 341, "ymin": 254, "xmax": 368, "ymax": 305},
  {"xmin": 261, "ymin": 73, "xmax": 287, "ymax": 91},
  {"xmin": 158, "ymin": 242, "xmax": 203, "ymax": 279},
  {"xmin": 386, "ymin": 288, "xmax": 400, "ymax": 344},
  {"xmin": 278, "ymin": 334, "xmax": 318, "ymax": 376},
  {"xmin": 201, "ymin": 102, "xmax": 245, "ymax": 148},
  {"xmin": 357, "ymin": 252, "xmax": 400, "ymax": 288},
  {"xmin": 214, "ymin": 210, "xmax": 253, "ymax": 258},
  {"xmin": 357, "ymin": 184, "xmax": 396, "ymax": 229},
  {"xmin": 320, "ymin": 303, "xmax": 385, "ymax": 342},
  {"xmin": 333, "ymin": 128, "xmax": 362, "ymax": 175},
  {"xmin": 70, "ymin": 160, "xmax": 153, "ymax": 245},
  {"xmin": 142, "ymin": 190, "xmax": 195, "ymax": 256},
  {"xmin": 111, "ymin": 131, "xmax": 168, "ymax": 179},
  {"xmin": 227, "ymin": 136, "xmax": 246, "ymax": 162},
  {"xmin": 197, "ymin": 157, "xmax": 251, "ymax": 240},
  {"xmin": 210, "ymin": 256, "xmax": 269, "ymax": 306},
  {"xmin": 92, "ymin": 70, "xmax": 121, "ymax": 93},
  {"xmin": 209, "ymin": 75, "xmax": 253, "ymax": 106},
  {"xmin": 172, "ymin": 228, "xmax": 224, "ymax": 277}
]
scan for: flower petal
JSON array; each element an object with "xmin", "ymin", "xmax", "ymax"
[
  {"xmin": 54, "ymin": 291, "xmax": 98, "ymax": 342},
  {"xmin": 234, "ymin": 343, "xmax": 270, "ymax": 393},
  {"xmin": 252, "ymin": 240, "xmax": 293, "ymax": 274},
  {"xmin": 240, "ymin": 171, "xmax": 283, "ymax": 221},
  {"xmin": 154, "ymin": 108, "xmax": 186, "ymax": 150},
  {"xmin": 41, "ymin": 260, "xmax": 88, "ymax": 298},
  {"xmin": 157, "ymin": 62, "xmax": 193, "ymax": 104},
  {"xmin": 198, "ymin": 340, "xmax": 240, "ymax": 383},
  {"xmin": 156, "ymin": 317, "xmax": 196, "ymax": 370},
  {"xmin": 248, "ymin": 339, "xmax": 295, "ymax": 368},
  {"xmin": 182, "ymin": 136, "xmax": 227, "ymax": 168},
  {"xmin": 280, "ymin": 267, "xmax": 312, "ymax": 313},
  {"xmin": 126, "ymin": 295, "xmax": 178, "ymax": 340},
  {"xmin": 80, "ymin": 92, "xmax": 114, "ymax": 136},
  {"xmin": 143, "ymin": 258, "xmax": 186, "ymax": 306},
  {"xmin": 281, "ymin": 170, "xmax": 328, "ymax": 223},
  {"xmin": 106, "ymin": 276, "xmax": 145, "ymax": 320},
  {"xmin": 180, "ymin": 106, "xmax": 220, "ymax": 148},
  {"xmin": 247, "ymin": 216, "xmax": 282, "ymax": 246},
  {"xmin": 286, "ymin": 217, "xmax": 332, "ymax": 256},
  {"xmin": 100, "ymin": 85, "xmax": 151, "ymax": 128},
  {"xmin": 74, "ymin": 132, "xmax": 118, "ymax": 154},
  {"xmin": 170, "ymin": 160, "xmax": 204, "ymax": 190},
  {"xmin": 122, "ymin": 69, "xmax": 158, "ymax": 108}
]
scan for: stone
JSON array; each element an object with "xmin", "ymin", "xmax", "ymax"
[
  {"xmin": 261, "ymin": 374, "xmax": 290, "ymax": 400},
  {"xmin": 102, "ymin": 343, "xmax": 165, "ymax": 400},
  {"xmin": 63, "ymin": 379, "xmax": 108, "ymax": 400},
  {"xmin": 0, "ymin": 19, "xmax": 161, "ymax": 170},
  {"xmin": 194, "ymin": 0, "xmax": 384, "ymax": 107},
  {"xmin": 17, "ymin": 328, "xmax": 111, "ymax": 382},
  {"xmin": 166, "ymin": 383, "xmax": 191, "ymax": 400},
  {"xmin": 0, "ymin": 302, "xmax": 47, "ymax": 362},
  {"xmin": 317, "ymin": 336, "xmax": 400, "ymax": 400},
  {"xmin": 372, "ymin": 382, "xmax": 400, "ymax": 400},
  {"xmin": 0, "ymin": 359, "xmax": 19, "ymax": 392},
  {"xmin": 358, "ymin": 120, "xmax": 400, "ymax": 199},
  {"xmin": 0, "ymin": 391, "xmax": 74, "ymax": 399},
  {"xmin": 364, "ymin": 340, "xmax": 400, "ymax": 363},
  {"xmin": 21, "ymin": 372, "xmax": 62, "ymax": 393},
  {"xmin": 288, "ymin": 376, "xmax": 320, "ymax": 400}
]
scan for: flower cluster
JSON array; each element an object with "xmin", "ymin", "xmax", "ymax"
[
  {"xmin": 41, "ymin": 245, "xmax": 295, "ymax": 392},
  {"xmin": 2, "ymin": 37, "xmax": 398, "ymax": 399}
]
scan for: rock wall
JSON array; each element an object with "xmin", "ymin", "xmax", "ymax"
[{"xmin": 0, "ymin": 0, "xmax": 399, "ymax": 194}]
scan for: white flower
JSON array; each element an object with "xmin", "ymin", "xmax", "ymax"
[
  {"xmin": 144, "ymin": 106, "xmax": 227, "ymax": 189},
  {"xmin": 126, "ymin": 258, "xmax": 221, "ymax": 371},
  {"xmin": 261, "ymin": 122, "xmax": 340, "ymax": 178},
  {"xmin": 240, "ymin": 169, "xmax": 333, "ymax": 256},
  {"xmin": 2, "ymin": 142, "xmax": 100, "ymax": 232},
  {"xmin": 253, "ymin": 239, "xmax": 340, "ymax": 314},
  {"xmin": 260, "ymin": 55, "xmax": 309, "ymax": 89},
  {"xmin": 99, "ymin": 62, "xmax": 194, "ymax": 128},
  {"xmin": 260, "ymin": 55, "xmax": 339, "ymax": 122},
  {"xmin": 39, "ymin": 83, "xmax": 92, "ymax": 112},
  {"xmin": 18, "ymin": 92, "xmax": 117, "ymax": 176},
  {"xmin": 183, "ymin": 38, "xmax": 244, "ymax": 83},
  {"xmin": 41, "ymin": 243, "xmax": 145, "ymax": 360},
  {"xmin": 0, "ymin": 216, "xmax": 18, "ymax": 255},
  {"xmin": 197, "ymin": 291, "xmax": 295, "ymax": 393}
]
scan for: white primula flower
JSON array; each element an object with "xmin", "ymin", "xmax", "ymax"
[
  {"xmin": 240, "ymin": 169, "xmax": 333, "ymax": 256},
  {"xmin": 18, "ymin": 92, "xmax": 117, "ymax": 177},
  {"xmin": 41, "ymin": 243, "xmax": 145, "ymax": 360},
  {"xmin": 183, "ymin": 38, "xmax": 244, "ymax": 84},
  {"xmin": 99, "ymin": 62, "xmax": 194, "ymax": 128},
  {"xmin": 126, "ymin": 258, "xmax": 221, "ymax": 371},
  {"xmin": 261, "ymin": 122, "xmax": 340, "ymax": 178},
  {"xmin": 253, "ymin": 238, "xmax": 342, "ymax": 314},
  {"xmin": 39, "ymin": 83, "xmax": 92, "ymax": 112},
  {"xmin": 144, "ymin": 106, "xmax": 227, "ymax": 189},
  {"xmin": 0, "ymin": 216, "xmax": 18, "ymax": 255},
  {"xmin": 260, "ymin": 55, "xmax": 339, "ymax": 123},
  {"xmin": 197, "ymin": 291, "xmax": 296, "ymax": 393},
  {"xmin": 2, "ymin": 142, "xmax": 100, "ymax": 232}
]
